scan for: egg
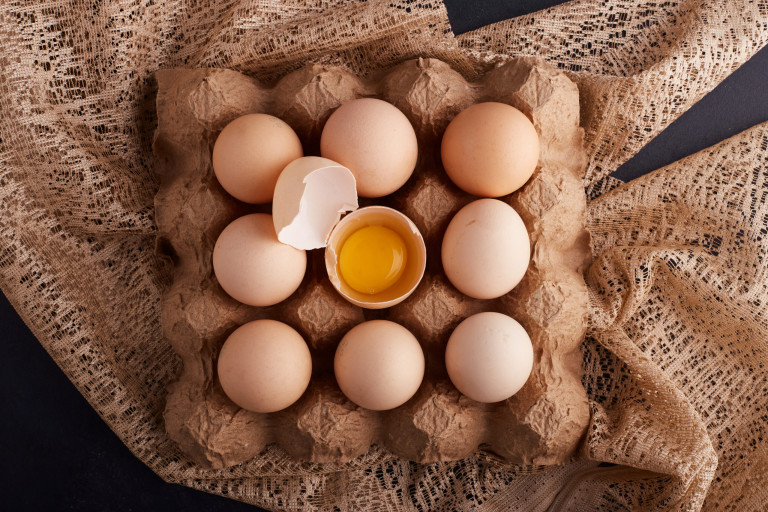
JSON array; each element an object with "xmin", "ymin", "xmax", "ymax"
[
  {"xmin": 441, "ymin": 198, "xmax": 530, "ymax": 300},
  {"xmin": 217, "ymin": 319, "xmax": 312, "ymax": 413},
  {"xmin": 445, "ymin": 312, "xmax": 533, "ymax": 403},
  {"xmin": 325, "ymin": 206, "xmax": 427, "ymax": 309},
  {"xmin": 320, "ymin": 98, "xmax": 418, "ymax": 198},
  {"xmin": 213, "ymin": 213, "xmax": 306, "ymax": 306},
  {"xmin": 212, "ymin": 113, "xmax": 303, "ymax": 204},
  {"xmin": 441, "ymin": 102, "xmax": 539, "ymax": 197},
  {"xmin": 334, "ymin": 320, "xmax": 424, "ymax": 410}
]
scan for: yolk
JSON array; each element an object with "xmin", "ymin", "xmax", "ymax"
[{"xmin": 339, "ymin": 225, "xmax": 407, "ymax": 295}]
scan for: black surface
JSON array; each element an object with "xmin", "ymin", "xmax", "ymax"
[
  {"xmin": 613, "ymin": 43, "xmax": 768, "ymax": 181},
  {"xmin": 3, "ymin": 2, "xmax": 768, "ymax": 511},
  {"xmin": 444, "ymin": 0, "xmax": 573, "ymax": 35},
  {"xmin": 1, "ymin": 292, "xmax": 259, "ymax": 512}
]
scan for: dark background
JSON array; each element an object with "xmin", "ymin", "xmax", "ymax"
[{"xmin": 3, "ymin": 2, "xmax": 768, "ymax": 510}]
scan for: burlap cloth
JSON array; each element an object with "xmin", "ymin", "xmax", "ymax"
[{"xmin": 1, "ymin": 1, "xmax": 767, "ymax": 510}]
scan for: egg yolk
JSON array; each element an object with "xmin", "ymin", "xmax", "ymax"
[{"xmin": 339, "ymin": 225, "xmax": 407, "ymax": 295}]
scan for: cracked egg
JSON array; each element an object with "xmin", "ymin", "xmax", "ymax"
[{"xmin": 326, "ymin": 207, "xmax": 426, "ymax": 309}]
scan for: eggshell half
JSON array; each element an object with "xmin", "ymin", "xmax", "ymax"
[
  {"xmin": 325, "ymin": 206, "xmax": 426, "ymax": 309},
  {"xmin": 273, "ymin": 156, "xmax": 358, "ymax": 250}
]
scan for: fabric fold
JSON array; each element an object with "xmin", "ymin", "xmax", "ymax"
[{"xmin": 1, "ymin": 0, "xmax": 767, "ymax": 510}]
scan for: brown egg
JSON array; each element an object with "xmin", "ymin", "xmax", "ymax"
[
  {"xmin": 218, "ymin": 319, "xmax": 312, "ymax": 413},
  {"xmin": 441, "ymin": 102, "xmax": 539, "ymax": 197},
  {"xmin": 441, "ymin": 199, "xmax": 530, "ymax": 300},
  {"xmin": 213, "ymin": 213, "xmax": 306, "ymax": 306},
  {"xmin": 320, "ymin": 98, "xmax": 418, "ymax": 198},
  {"xmin": 212, "ymin": 113, "xmax": 303, "ymax": 204},
  {"xmin": 334, "ymin": 320, "xmax": 424, "ymax": 410}
]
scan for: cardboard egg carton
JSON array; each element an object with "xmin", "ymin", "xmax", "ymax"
[{"xmin": 154, "ymin": 57, "xmax": 590, "ymax": 468}]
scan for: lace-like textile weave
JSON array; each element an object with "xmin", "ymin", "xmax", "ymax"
[{"xmin": 1, "ymin": 1, "xmax": 767, "ymax": 510}]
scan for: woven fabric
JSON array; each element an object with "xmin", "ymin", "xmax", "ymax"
[{"xmin": 1, "ymin": 1, "xmax": 767, "ymax": 510}]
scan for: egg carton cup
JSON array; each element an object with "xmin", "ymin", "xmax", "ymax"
[{"xmin": 153, "ymin": 57, "xmax": 590, "ymax": 468}]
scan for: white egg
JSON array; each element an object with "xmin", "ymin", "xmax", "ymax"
[{"xmin": 445, "ymin": 312, "xmax": 533, "ymax": 403}]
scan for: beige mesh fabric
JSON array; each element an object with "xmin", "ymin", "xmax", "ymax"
[{"xmin": 1, "ymin": 0, "xmax": 767, "ymax": 510}]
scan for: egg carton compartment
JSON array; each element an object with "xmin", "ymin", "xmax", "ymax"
[{"xmin": 154, "ymin": 57, "xmax": 590, "ymax": 468}]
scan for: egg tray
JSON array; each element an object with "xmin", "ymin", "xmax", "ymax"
[{"xmin": 153, "ymin": 57, "xmax": 591, "ymax": 468}]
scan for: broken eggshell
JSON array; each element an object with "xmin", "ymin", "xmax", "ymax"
[
  {"xmin": 325, "ymin": 206, "xmax": 427, "ymax": 309},
  {"xmin": 273, "ymin": 156, "xmax": 359, "ymax": 250}
]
